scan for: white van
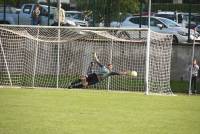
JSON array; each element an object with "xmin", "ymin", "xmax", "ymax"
[
  {"xmin": 154, "ymin": 11, "xmax": 184, "ymax": 26},
  {"xmin": 154, "ymin": 11, "xmax": 200, "ymax": 29},
  {"xmin": 182, "ymin": 13, "xmax": 200, "ymax": 29}
]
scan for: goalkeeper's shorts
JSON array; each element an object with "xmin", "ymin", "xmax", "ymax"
[{"xmin": 86, "ymin": 73, "xmax": 99, "ymax": 85}]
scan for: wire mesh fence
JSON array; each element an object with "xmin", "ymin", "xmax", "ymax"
[{"xmin": 0, "ymin": 0, "xmax": 200, "ymax": 94}]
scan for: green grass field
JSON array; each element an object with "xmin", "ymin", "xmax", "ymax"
[{"xmin": 0, "ymin": 88, "xmax": 200, "ymax": 134}]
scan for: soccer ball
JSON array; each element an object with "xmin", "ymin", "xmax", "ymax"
[{"xmin": 130, "ymin": 71, "xmax": 137, "ymax": 77}]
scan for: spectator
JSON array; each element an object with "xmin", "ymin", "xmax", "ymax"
[
  {"xmin": 32, "ymin": 4, "xmax": 41, "ymax": 25},
  {"xmin": 189, "ymin": 59, "xmax": 199, "ymax": 94},
  {"xmin": 52, "ymin": 4, "xmax": 65, "ymax": 26}
]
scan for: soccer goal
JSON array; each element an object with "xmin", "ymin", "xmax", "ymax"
[{"xmin": 0, "ymin": 25, "xmax": 173, "ymax": 95}]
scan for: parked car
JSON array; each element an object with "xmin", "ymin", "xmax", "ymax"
[
  {"xmin": 0, "ymin": 5, "xmax": 20, "ymax": 24},
  {"xmin": 195, "ymin": 25, "xmax": 200, "ymax": 33},
  {"xmin": 154, "ymin": 11, "xmax": 184, "ymax": 26},
  {"xmin": 154, "ymin": 11, "xmax": 200, "ymax": 29},
  {"xmin": 0, "ymin": 4, "xmax": 56, "ymax": 25},
  {"xmin": 0, "ymin": 4, "xmax": 77, "ymax": 26},
  {"xmin": 110, "ymin": 21, "xmax": 121, "ymax": 27},
  {"xmin": 182, "ymin": 13, "xmax": 200, "ymax": 29},
  {"xmin": 65, "ymin": 11, "xmax": 88, "ymax": 27},
  {"xmin": 121, "ymin": 16, "xmax": 198, "ymax": 44}
]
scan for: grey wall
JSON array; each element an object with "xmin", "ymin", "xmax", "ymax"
[{"xmin": 171, "ymin": 44, "xmax": 200, "ymax": 81}]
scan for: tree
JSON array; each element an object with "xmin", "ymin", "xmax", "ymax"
[
  {"xmin": 0, "ymin": 0, "xmax": 36, "ymax": 7},
  {"xmin": 75, "ymin": 0, "xmax": 140, "ymax": 26}
]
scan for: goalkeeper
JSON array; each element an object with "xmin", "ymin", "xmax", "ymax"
[{"xmin": 68, "ymin": 53, "xmax": 132, "ymax": 89}]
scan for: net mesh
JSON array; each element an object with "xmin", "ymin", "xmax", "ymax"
[{"xmin": 0, "ymin": 25, "xmax": 173, "ymax": 95}]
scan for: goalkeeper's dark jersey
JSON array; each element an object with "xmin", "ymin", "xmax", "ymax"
[
  {"xmin": 69, "ymin": 63, "xmax": 120, "ymax": 88},
  {"xmin": 96, "ymin": 64, "xmax": 120, "ymax": 80},
  {"xmin": 86, "ymin": 65, "xmax": 119, "ymax": 86}
]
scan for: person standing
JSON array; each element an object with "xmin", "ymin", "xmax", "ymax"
[
  {"xmin": 32, "ymin": 4, "xmax": 41, "ymax": 25},
  {"xmin": 190, "ymin": 59, "xmax": 199, "ymax": 94},
  {"xmin": 53, "ymin": 3, "xmax": 65, "ymax": 26}
]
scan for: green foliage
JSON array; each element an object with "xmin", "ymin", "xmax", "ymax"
[
  {"xmin": 119, "ymin": 0, "xmax": 140, "ymax": 14},
  {"xmin": 0, "ymin": 0, "xmax": 36, "ymax": 6},
  {"xmin": 75, "ymin": 0, "xmax": 140, "ymax": 24},
  {"xmin": 75, "ymin": 1, "xmax": 200, "ymax": 23}
]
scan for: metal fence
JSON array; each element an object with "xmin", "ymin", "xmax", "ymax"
[{"xmin": 0, "ymin": 0, "xmax": 200, "ymax": 94}]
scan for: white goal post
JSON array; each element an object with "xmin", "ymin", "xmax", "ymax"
[{"xmin": 0, "ymin": 25, "xmax": 173, "ymax": 95}]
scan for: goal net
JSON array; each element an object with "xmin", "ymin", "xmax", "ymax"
[{"xmin": 0, "ymin": 25, "xmax": 173, "ymax": 95}]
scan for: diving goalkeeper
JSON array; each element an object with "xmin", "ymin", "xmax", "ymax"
[{"xmin": 67, "ymin": 53, "xmax": 134, "ymax": 89}]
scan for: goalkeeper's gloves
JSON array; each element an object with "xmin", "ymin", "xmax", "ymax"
[
  {"xmin": 93, "ymin": 52, "xmax": 97, "ymax": 59},
  {"xmin": 127, "ymin": 71, "xmax": 132, "ymax": 76},
  {"xmin": 93, "ymin": 52, "xmax": 99, "ymax": 62}
]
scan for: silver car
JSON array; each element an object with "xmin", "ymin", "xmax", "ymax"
[
  {"xmin": 65, "ymin": 11, "xmax": 88, "ymax": 27},
  {"xmin": 121, "ymin": 16, "xmax": 197, "ymax": 44}
]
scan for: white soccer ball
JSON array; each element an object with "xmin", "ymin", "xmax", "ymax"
[{"xmin": 131, "ymin": 71, "xmax": 137, "ymax": 77}]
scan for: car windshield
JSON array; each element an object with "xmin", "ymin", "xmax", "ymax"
[
  {"xmin": 43, "ymin": 6, "xmax": 56, "ymax": 14},
  {"xmin": 158, "ymin": 17, "xmax": 180, "ymax": 27},
  {"xmin": 155, "ymin": 14, "xmax": 175, "ymax": 21},
  {"xmin": 65, "ymin": 12, "xmax": 84, "ymax": 20}
]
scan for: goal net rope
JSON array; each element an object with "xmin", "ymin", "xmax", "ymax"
[{"xmin": 0, "ymin": 25, "xmax": 173, "ymax": 95}]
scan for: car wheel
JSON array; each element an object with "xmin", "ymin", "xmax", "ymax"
[
  {"xmin": 0, "ymin": 21, "xmax": 10, "ymax": 24},
  {"xmin": 172, "ymin": 35, "xmax": 178, "ymax": 45}
]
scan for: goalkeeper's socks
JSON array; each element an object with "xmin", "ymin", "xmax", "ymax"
[
  {"xmin": 71, "ymin": 83, "xmax": 83, "ymax": 88},
  {"xmin": 69, "ymin": 82, "xmax": 83, "ymax": 88},
  {"xmin": 67, "ymin": 84, "xmax": 72, "ymax": 89},
  {"xmin": 71, "ymin": 79, "xmax": 81, "ymax": 85}
]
